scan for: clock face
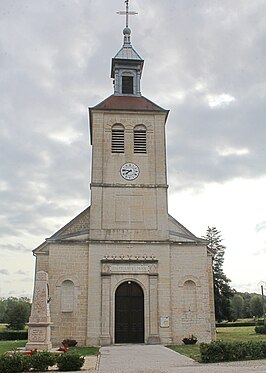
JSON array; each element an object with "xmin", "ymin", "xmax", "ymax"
[{"xmin": 120, "ymin": 162, "xmax": 140, "ymax": 180}]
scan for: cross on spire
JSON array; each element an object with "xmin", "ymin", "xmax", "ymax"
[{"xmin": 117, "ymin": 0, "xmax": 138, "ymax": 28}]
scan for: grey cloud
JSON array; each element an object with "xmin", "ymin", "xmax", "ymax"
[
  {"xmin": 15, "ymin": 270, "xmax": 29, "ymax": 276},
  {"xmin": 0, "ymin": 269, "xmax": 10, "ymax": 276},
  {"xmin": 0, "ymin": 243, "xmax": 30, "ymax": 253},
  {"xmin": 0, "ymin": 0, "xmax": 266, "ymax": 253}
]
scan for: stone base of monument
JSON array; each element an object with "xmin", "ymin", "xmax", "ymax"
[{"xmin": 25, "ymin": 322, "xmax": 53, "ymax": 351}]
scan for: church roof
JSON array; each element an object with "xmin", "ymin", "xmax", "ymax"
[
  {"xmin": 33, "ymin": 207, "xmax": 91, "ymax": 253},
  {"xmin": 91, "ymin": 95, "xmax": 169, "ymax": 113},
  {"xmin": 168, "ymin": 214, "xmax": 208, "ymax": 245},
  {"xmin": 113, "ymin": 44, "xmax": 143, "ymax": 61}
]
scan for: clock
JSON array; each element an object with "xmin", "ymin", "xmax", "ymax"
[{"xmin": 120, "ymin": 162, "xmax": 140, "ymax": 180}]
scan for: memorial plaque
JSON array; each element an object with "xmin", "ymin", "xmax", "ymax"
[{"xmin": 29, "ymin": 328, "xmax": 45, "ymax": 342}]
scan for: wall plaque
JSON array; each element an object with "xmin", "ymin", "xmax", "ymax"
[{"xmin": 160, "ymin": 316, "xmax": 170, "ymax": 328}]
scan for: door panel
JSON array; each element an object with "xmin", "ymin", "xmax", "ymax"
[{"xmin": 115, "ymin": 282, "xmax": 144, "ymax": 343}]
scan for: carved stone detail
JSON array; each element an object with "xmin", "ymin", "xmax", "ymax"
[{"xmin": 101, "ymin": 256, "xmax": 158, "ymax": 275}]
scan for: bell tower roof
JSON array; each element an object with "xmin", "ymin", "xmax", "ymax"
[{"xmin": 111, "ymin": 0, "xmax": 144, "ymax": 96}]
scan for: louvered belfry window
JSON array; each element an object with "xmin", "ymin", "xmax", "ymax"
[
  {"xmin": 134, "ymin": 125, "xmax": 147, "ymax": 154},
  {"xmin": 112, "ymin": 124, "xmax": 125, "ymax": 153}
]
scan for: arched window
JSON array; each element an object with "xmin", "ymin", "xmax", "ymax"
[
  {"xmin": 183, "ymin": 280, "xmax": 197, "ymax": 314},
  {"xmin": 112, "ymin": 124, "xmax": 125, "ymax": 153},
  {"xmin": 61, "ymin": 280, "xmax": 74, "ymax": 312},
  {"xmin": 134, "ymin": 125, "xmax": 146, "ymax": 154}
]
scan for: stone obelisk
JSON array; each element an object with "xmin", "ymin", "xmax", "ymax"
[{"xmin": 26, "ymin": 271, "xmax": 52, "ymax": 350}]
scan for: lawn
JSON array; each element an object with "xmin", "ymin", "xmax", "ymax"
[
  {"xmin": 168, "ymin": 326, "xmax": 266, "ymax": 362},
  {"xmin": 0, "ymin": 340, "xmax": 28, "ymax": 355},
  {"xmin": 0, "ymin": 340, "xmax": 99, "ymax": 356}
]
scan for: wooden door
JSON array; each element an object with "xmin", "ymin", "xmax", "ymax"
[{"xmin": 115, "ymin": 281, "xmax": 144, "ymax": 343}]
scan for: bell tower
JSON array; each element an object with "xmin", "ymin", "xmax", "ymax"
[
  {"xmin": 111, "ymin": 17, "xmax": 143, "ymax": 96},
  {"xmin": 89, "ymin": 1, "xmax": 169, "ymax": 242}
]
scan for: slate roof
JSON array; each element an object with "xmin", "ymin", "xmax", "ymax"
[
  {"xmin": 91, "ymin": 95, "xmax": 168, "ymax": 113},
  {"xmin": 114, "ymin": 45, "xmax": 143, "ymax": 61}
]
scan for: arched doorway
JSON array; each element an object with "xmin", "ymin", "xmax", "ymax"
[{"xmin": 115, "ymin": 281, "xmax": 144, "ymax": 343}]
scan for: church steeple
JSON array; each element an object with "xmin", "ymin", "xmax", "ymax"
[{"xmin": 111, "ymin": 0, "xmax": 144, "ymax": 96}]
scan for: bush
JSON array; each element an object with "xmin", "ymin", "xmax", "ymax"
[
  {"xmin": 0, "ymin": 353, "xmax": 31, "ymax": 373},
  {"xmin": 56, "ymin": 352, "xmax": 85, "ymax": 371},
  {"xmin": 0, "ymin": 331, "xmax": 28, "ymax": 340},
  {"xmin": 30, "ymin": 351, "xmax": 57, "ymax": 371},
  {"xmin": 216, "ymin": 320, "xmax": 264, "ymax": 327},
  {"xmin": 255, "ymin": 325, "xmax": 266, "ymax": 334},
  {"xmin": 200, "ymin": 340, "xmax": 266, "ymax": 363}
]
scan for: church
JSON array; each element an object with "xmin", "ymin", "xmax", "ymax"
[{"xmin": 32, "ymin": 2, "xmax": 215, "ymax": 346}]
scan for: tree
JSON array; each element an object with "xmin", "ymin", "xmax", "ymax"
[
  {"xmin": 3, "ymin": 297, "xmax": 31, "ymax": 330},
  {"xmin": 231, "ymin": 294, "xmax": 244, "ymax": 319},
  {"xmin": 0, "ymin": 298, "xmax": 6, "ymax": 322},
  {"xmin": 204, "ymin": 227, "xmax": 234, "ymax": 322},
  {"xmin": 250, "ymin": 295, "xmax": 263, "ymax": 318}
]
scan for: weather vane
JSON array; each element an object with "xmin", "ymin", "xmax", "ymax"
[{"xmin": 117, "ymin": 0, "xmax": 138, "ymax": 28}]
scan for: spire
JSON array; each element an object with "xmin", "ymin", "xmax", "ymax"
[
  {"xmin": 116, "ymin": 0, "xmax": 138, "ymax": 46},
  {"xmin": 112, "ymin": 1, "xmax": 144, "ymax": 96}
]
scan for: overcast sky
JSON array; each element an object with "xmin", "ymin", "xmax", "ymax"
[{"xmin": 1, "ymin": 0, "xmax": 266, "ymax": 298}]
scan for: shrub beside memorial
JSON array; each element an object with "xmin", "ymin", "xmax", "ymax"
[
  {"xmin": 57, "ymin": 352, "xmax": 85, "ymax": 371},
  {"xmin": 0, "ymin": 351, "xmax": 85, "ymax": 372},
  {"xmin": 30, "ymin": 351, "xmax": 57, "ymax": 371},
  {"xmin": 0, "ymin": 353, "xmax": 31, "ymax": 373},
  {"xmin": 200, "ymin": 340, "xmax": 266, "ymax": 363},
  {"xmin": 255, "ymin": 325, "xmax": 266, "ymax": 334}
]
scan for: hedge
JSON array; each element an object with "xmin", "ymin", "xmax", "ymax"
[
  {"xmin": 0, "ymin": 351, "xmax": 84, "ymax": 372},
  {"xmin": 255, "ymin": 325, "xmax": 266, "ymax": 334},
  {"xmin": 0, "ymin": 331, "xmax": 28, "ymax": 340},
  {"xmin": 200, "ymin": 340, "xmax": 266, "ymax": 363},
  {"xmin": 216, "ymin": 320, "xmax": 264, "ymax": 328}
]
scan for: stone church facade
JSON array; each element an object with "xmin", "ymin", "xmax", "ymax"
[{"xmin": 33, "ymin": 5, "xmax": 215, "ymax": 346}]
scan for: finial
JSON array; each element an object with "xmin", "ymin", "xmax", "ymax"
[{"xmin": 117, "ymin": 0, "xmax": 138, "ymax": 45}]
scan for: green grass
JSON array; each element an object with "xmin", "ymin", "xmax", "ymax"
[
  {"xmin": 168, "ymin": 344, "xmax": 201, "ymax": 362},
  {"xmin": 217, "ymin": 326, "xmax": 266, "ymax": 342},
  {"xmin": 0, "ymin": 340, "xmax": 99, "ymax": 356},
  {"xmin": 0, "ymin": 340, "xmax": 27, "ymax": 355},
  {"xmin": 68, "ymin": 346, "xmax": 99, "ymax": 356},
  {"xmin": 168, "ymin": 326, "xmax": 266, "ymax": 362}
]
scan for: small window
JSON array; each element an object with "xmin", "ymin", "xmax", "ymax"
[
  {"xmin": 61, "ymin": 280, "xmax": 74, "ymax": 312},
  {"xmin": 122, "ymin": 76, "xmax": 133, "ymax": 94},
  {"xmin": 112, "ymin": 124, "xmax": 124, "ymax": 153},
  {"xmin": 134, "ymin": 125, "xmax": 146, "ymax": 154}
]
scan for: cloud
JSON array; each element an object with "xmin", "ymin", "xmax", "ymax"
[
  {"xmin": 15, "ymin": 270, "xmax": 29, "ymax": 276},
  {"xmin": 0, "ymin": 0, "xmax": 266, "ymax": 296},
  {"xmin": 0, "ymin": 269, "xmax": 10, "ymax": 276},
  {"xmin": 255, "ymin": 222, "xmax": 266, "ymax": 233},
  {"xmin": 0, "ymin": 243, "xmax": 30, "ymax": 253}
]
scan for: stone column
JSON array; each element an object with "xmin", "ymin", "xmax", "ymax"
[
  {"xmin": 26, "ymin": 271, "xmax": 52, "ymax": 350},
  {"xmin": 147, "ymin": 274, "xmax": 160, "ymax": 344},
  {"xmin": 99, "ymin": 274, "xmax": 111, "ymax": 346}
]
